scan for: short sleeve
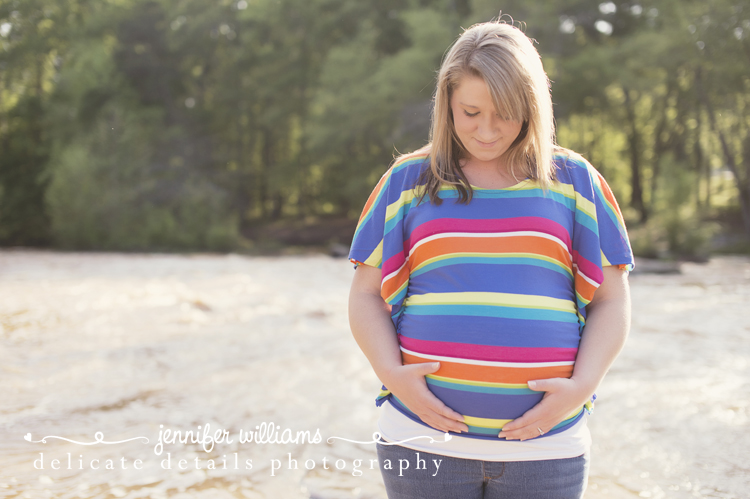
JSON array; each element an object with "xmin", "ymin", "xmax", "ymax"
[
  {"xmin": 348, "ymin": 171, "xmax": 390, "ymax": 270},
  {"xmin": 348, "ymin": 156, "xmax": 426, "ymax": 307},
  {"xmin": 592, "ymin": 172, "xmax": 634, "ymax": 273},
  {"xmin": 569, "ymin": 156, "xmax": 635, "ymax": 315}
]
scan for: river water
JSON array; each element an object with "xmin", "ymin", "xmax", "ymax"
[{"xmin": 0, "ymin": 250, "xmax": 747, "ymax": 498}]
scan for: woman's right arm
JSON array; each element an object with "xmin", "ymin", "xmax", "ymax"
[{"xmin": 348, "ymin": 263, "xmax": 469, "ymax": 434}]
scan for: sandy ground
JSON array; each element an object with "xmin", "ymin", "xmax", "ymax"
[{"xmin": 0, "ymin": 250, "xmax": 747, "ymax": 499}]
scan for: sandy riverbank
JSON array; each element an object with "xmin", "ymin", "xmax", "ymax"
[{"xmin": 0, "ymin": 251, "xmax": 747, "ymax": 498}]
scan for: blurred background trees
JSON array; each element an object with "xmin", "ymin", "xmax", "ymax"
[{"xmin": 0, "ymin": 0, "xmax": 747, "ymax": 256}]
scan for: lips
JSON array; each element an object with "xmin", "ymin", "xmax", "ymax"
[{"xmin": 475, "ymin": 138, "xmax": 499, "ymax": 147}]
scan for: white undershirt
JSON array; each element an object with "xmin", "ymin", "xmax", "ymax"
[{"xmin": 377, "ymin": 400, "xmax": 591, "ymax": 462}]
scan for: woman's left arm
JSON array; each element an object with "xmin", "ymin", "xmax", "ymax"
[{"xmin": 498, "ymin": 265, "xmax": 632, "ymax": 440}]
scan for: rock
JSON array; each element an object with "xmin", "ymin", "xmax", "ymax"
[
  {"xmin": 328, "ymin": 243, "xmax": 350, "ymax": 258},
  {"xmin": 632, "ymin": 257, "xmax": 682, "ymax": 274}
]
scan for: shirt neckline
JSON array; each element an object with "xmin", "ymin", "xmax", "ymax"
[{"xmin": 469, "ymin": 177, "xmax": 532, "ymax": 192}]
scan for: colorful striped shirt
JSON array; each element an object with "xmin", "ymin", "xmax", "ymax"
[{"xmin": 348, "ymin": 150, "xmax": 634, "ymax": 440}]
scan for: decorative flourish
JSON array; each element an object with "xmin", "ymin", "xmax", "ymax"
[
  {"xmin": 327, "ymin": 432, "xmax": 452, "ymax": 445},
  {"xmin": 23, "ymin": 432, "xmax": 149, "ymax": 445}
]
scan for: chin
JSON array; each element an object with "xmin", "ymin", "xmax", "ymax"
[{"xmin": 470, "ymin": 150, "xmax": 503, "ymax": 163}]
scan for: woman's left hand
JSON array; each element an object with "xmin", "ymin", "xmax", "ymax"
[{"xmin": 497, "ymin": 377, "xmax": 593, "ymax": 441}]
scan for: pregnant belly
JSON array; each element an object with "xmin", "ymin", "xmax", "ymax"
[{"xmin": 398, "ymin": 338, "xmax": 577, "ymax": 435}]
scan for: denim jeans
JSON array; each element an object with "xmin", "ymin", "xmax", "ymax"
[{"xmin": 376, "ymin": 443, "xmax": 589, "ymax": 499}]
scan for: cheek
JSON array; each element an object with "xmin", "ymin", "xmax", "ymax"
[
  {"xmin": 453, "ymin": 114, "xmax": 474, "ymax": 135},
  {"xmin": 504, "ymin": 122, "xmax": 523, "ymax": 139}
]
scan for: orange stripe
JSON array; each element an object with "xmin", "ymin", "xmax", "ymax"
[
  {"xmin": 382, "ymin": 264, "xmax": 410, "ymax": 300},
  {"xmin": 574, "ymin": 273, "xmax": 597, "ymax": 302},
  {"xmin": 411, "ymin": 236, "xmax": 571, "ymax": 270},
  {"xmin": 402, "ymin": 352, "xmax": 573, "ymax": 383},
  {"xmin": 358, "ymin": 172, "xmax": 390, "ymax": 224},
  {"xmin": 595, "ymin": 171, "xmax": 627, "ymax": 225}
]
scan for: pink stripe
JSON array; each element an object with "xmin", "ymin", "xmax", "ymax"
[
  {"xmin": 399, "ymin": 336, "xmax": 578, "ymax": 363},
  {"xmin": 572, "ymin": 251, "xmax": 603, "ymax": 283},
  {"xmin": 406, "ymin": 217, "xmax": 571, "ymax": 253},
  {"xmin": 382, "ymin": 251, "xmax": 406, "ymax": 276}
]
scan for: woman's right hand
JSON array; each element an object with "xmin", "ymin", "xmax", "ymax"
[{"xmin": 383, "ymin": 362, "xmax": 469, "ymax": 434}]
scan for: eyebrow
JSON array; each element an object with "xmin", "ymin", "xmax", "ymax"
[{"xmin": 458, "ymin": 102, "xmax": 479, "ymax": 108}]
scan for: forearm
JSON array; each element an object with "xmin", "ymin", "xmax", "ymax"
[
  {"xmin": 348, "ymin": 266, "xmax": 468, "ymax": 432},
  {"xmin": 571, "ymin": 278, "xmax": 632, "ymax": 395},
  {"xmin": 348, "ymin": 288, "xmax": 403, "ymax": 387}
]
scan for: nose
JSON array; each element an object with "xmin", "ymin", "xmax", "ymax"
[{"xmin": 477, "ymin": 114, "xmax": 500, "ymax": 140}]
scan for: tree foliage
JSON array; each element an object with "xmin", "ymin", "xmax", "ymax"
[{"xmin": 0, "ymin": 0, "xmax": 748, "ymax": 253}]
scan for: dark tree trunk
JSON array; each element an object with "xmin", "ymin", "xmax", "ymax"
[
  {"xmin": 623, "ymin": 88, "xmax": 648, "ymax": 222},
  {"xmin": 259, "ymin": 128, "xmax": 273, "ymax": 219},
  {"xmin": 696, "ymin": 68, "xmax": 750, "ymax": 236}
]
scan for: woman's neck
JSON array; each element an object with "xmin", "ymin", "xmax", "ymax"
[{"xmin": 459, "ymin": 157, "xmax": 522, "ymax": 189}]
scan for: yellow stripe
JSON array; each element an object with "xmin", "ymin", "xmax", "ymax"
[
  {"xmin": 403, "ymin": 292, "xmax": 577, "ymax": 313},
  {"xmin": 361, "ymin": 241, "xmax": 384, "ymax": 268},
  {"xmin": 360, "ymin": 153, "xmax": 427, "ymax": 237},
  {"xmin": 574, "ymin": 192, "xmax": 596, "ymax": 222},
  {"xmin": 548, "ymin": 159, "xmax": 600, "ymax": 220},
  {"xmin": 426, "ymin": 374, "xmax": 528, "ymax": 389},
  {"xmin": 463, "ymin": 416, "xmax": 513, "ymax": 429},
  {"xmin": 548, "ymin": 173, "xmax": 597, "ymax": 222},
  {"xmin": 550, "ymin": 180, "xmax": 576, "ymax": 200},
  {"xmin": 464, "ymin": 407, "xmax": 583, "ymax": 429},
  {"xmin": 385, "ymin": 188, "xmax": 418, "ymax": 223}
]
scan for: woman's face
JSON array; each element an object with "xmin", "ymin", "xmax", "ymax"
[{"xmin": 449, "ymin": 75, "xmax": 523, "ymax": 166}]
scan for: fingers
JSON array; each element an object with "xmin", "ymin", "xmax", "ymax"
[
  {"xmin": 498, "ymin": 422, "xmax": 548, "ymax": 441},
  {"xmin": 392, "ymin": 362, "xmax": 469, "ymax": 433},
  {"xmin": 498, "ymin": 403, "xmax": 548, "ymax": 440},
  {"xmin": 526, "ymin": 377, "xmax": 560, "ymax": 392},
  {"xmin": 497, "ymin": 378, "xmax": 586, "ymax": 440},
  {"xmin": 501, "ymin": 402, "xmax": 542, "ymax": 432},
  {"xmin": 420, "ymin": 412, "xmax": 469, "ymax": 434},
  {"xmin": 437, "ymin": 402, "xmax": 468, "ymax": 425},
  {"xmin": 415, "ymin": 387, "xmax": 469, "ymax": 433},
  {"xmin": 409, "ymin": 361, "xmax": 442, "ymax": 376},
  {"xmin": 433, "ymin": 405, "xmax": 469, "ymax": 432}
]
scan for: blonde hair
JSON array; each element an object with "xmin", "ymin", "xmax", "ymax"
[{"xmin": 415, "ymin": 19, "xmax": 557, "ymax": 204}]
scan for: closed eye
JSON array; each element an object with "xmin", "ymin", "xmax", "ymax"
[{"xmin": 463, "ymin": 110, "xmax": 479, "ymax": 117}]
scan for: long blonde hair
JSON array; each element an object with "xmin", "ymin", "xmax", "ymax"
[{"xmin": 416, "ymin": 19, "xmax": 556, "ymax": 204}]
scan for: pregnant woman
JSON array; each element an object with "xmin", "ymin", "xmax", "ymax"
[{"xmin": 348, "ymin": 19, "xmax": 634, "ymax": 499}]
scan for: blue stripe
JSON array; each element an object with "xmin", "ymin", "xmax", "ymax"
[
  {"xmin": 428, "ymin": 385, "xmax": 543, "ymax": 419},
  {"xmin": 465, "ymin": 425, "xmax": 502, "ymax": 435},
  {"xmin": 408, "ymin": 264, "xmax": 575, "ymax": 296},
  {"xmin": 397, "ymin": 314, "xmax": 581, "ymax": 348},
  {"xmin": 352, "ymin": 156, "xmax": 426, "ymax": 242},
  {"xmin": 387, "ymin": 284, "xmax": 408, "ymax": 305},
  {"xmin": 574, "ymin": 207, "xmax": 599, "ymax": 234},
  {"xmin": 404, "ymin": 304, "xmax": 579, "ymax": 323},
  {"xmin": 411, "ymin": 256, "xmax": 574, "ymax": 281}
]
